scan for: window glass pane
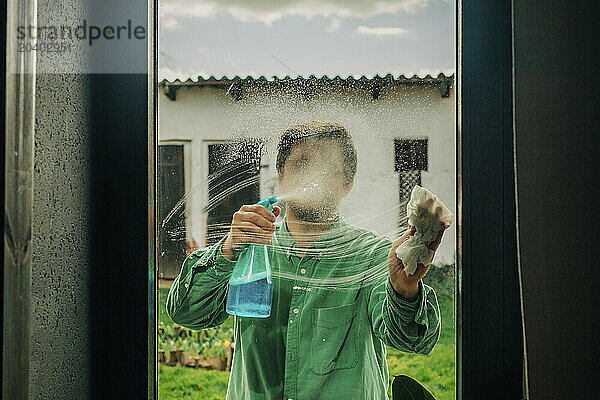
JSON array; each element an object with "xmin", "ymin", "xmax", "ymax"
[
  {"xmin": 157, "ymin": 2, "xmax": 455, "ymax": 399},
  {"xmin": 158, "ymin": 145, "xmax": 187, "ymax": 279}
]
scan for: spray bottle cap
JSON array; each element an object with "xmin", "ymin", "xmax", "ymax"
[{"xmin": 257, "ymin": 195, "xmax": 278, "ymax": 212}]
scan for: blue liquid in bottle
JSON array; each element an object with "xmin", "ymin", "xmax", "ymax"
[{"xmin": 226, "ymin": 196, "xmax": 277, "ymax": 318}]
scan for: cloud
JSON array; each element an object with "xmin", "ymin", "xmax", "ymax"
[
  {"xmin": 159, "ymin": 1, "xmax": 217, "ymax": 30},
  {"xmin": 160, "ymin": 16, "xmax": 180, "ymax": 31},
  {"xmin": 356, "ymin": 26, "xmax": 410, "ymax": 37},
  {"xmin": 326, "ymin": 18, "xmax": 342, "ymax": 33},
  {"xmin": 160, "ymin": 0, "xmax": 430, "ymax": 27}
]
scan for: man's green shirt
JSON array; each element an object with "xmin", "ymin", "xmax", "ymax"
[{"xmin": 166, "ymin": 213, "xmax": 441, "ymax": 400}]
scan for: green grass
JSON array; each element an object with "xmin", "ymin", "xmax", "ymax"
[
  {"xmin": 159, "ymin": 364, "xmax": 230, "ymax": 400},
  {"xmin": 386, "ymin": 295, "xmax": 456, "ymax": 400},
  {"xmin": 158, "ymin": 288, "xmax": 455, "ymax": 400}
]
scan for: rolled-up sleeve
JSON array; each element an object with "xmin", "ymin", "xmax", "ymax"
[
  {"xmin": 165, "ymin": 234, "xmax": 237, "ymax": 330},
  {"xmin": 366, "ymin": 236, "xmax": 441, "ymax": 355}
]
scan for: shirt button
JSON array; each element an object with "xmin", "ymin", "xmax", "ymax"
[
  {"xmin": 293, "ymin": 308, "xmax": 299, "ymax": 314},
  {"xmin": 300, "ymin": 268, "xmax": 306, "ymax": 274},
  {"xmin": 289, "ymin": 319, "xmax": 293, "ymax": 324},
  {"xmin": 184, "ymin": 283, "xmax": 189, "ymax": 288}
]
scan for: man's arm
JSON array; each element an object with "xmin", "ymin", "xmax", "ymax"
[
  {"xmin": 165, "ymin": 234, "xmax": 237, "ymax": 330},
  {"xmin": 366, "ymin": 236, "xmax": 441, "ymax": 355},
  {"xmin": 167, "ymin": 202, "xmax": 279, "ymax": 330}
]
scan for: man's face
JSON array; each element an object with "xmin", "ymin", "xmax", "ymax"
[{"xmin": 278, "ymin": 137, "xmax": 353, "ymax": 222}]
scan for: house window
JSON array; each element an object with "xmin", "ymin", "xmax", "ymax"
[
  {"xmin": 395, "ymin": 139, "xmax": 428, "ymax": 230},
  {"xmin": 158, "ymin": 144, "xmax": 187, "ymax": 280},
  {"xmin": 205, "ymin": 140, "xmax": 263, "ymax": 246}
]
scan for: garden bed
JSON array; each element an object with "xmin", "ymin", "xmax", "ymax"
[
  {"xmin": 158, "ymin": 348, "xmax": 232, "ymax": 371},
  {"xmin": 158, "ymin": 322, "xmax": 234, "ymax": 371}
]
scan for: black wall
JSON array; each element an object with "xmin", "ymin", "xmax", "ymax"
[{"xmin": 513, "ymin": 1, "xmax": 600, "ymax": 398}]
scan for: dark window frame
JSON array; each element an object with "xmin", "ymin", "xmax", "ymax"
[{"xmin": 457, "ymin": 1, "xmax": 524, "ymax": 398}]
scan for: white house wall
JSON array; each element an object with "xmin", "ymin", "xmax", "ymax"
[{"xmin": 158, "ymin": 83, "xmax": 456, "ymax": 265}]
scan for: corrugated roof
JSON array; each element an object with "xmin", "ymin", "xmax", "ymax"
[
  {"xmin": 159, "ymin": 73, "xmax": 454, "ymax": 86},
  {"xmin": 158, "ymin": 73, "xmax": 455, "ymax": 100}
]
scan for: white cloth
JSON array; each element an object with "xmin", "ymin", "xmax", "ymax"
[{"xmin": 395, "ymin": 185, "xmax": 454, "ymax": 275}]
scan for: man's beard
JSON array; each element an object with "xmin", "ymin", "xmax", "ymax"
[{"xmin": 285, "ymin": 200, "xmax": 338, "ymax": 223}]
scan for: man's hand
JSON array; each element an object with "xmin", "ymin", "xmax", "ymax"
[
  {"xmin": 221, "ymin": 204, "xmax": 282, "ymax": 261},
  {"xmin": 387, "ymin": 222, "xmax": 447, "ymax": 300}
]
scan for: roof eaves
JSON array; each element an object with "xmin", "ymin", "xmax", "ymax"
[{"xmin": 159, "ymin": 73, "xmax": 455, "ymax": 87}]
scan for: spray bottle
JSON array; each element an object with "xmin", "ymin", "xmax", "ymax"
[{"xmin": 226, "ymin": 195, "xmax": 278, "ymax": 318}]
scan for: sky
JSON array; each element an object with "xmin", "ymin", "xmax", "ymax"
[{"xmin": 158, "ymin": 0, "xmax": 455, "ymax": 81}]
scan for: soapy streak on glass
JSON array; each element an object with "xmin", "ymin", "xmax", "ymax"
[{"xmin": 160, "ymin": 148, "xmax": 409, "ymax": 291}]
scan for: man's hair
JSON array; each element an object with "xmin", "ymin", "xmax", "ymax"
[{"xmin": 276, "ymin": 121, "xmax": 358, "ymax": 185}]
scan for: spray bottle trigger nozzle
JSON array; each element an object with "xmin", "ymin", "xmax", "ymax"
[{"xmin": 257, "ymin": 196, "xmax": 278, "ymax": 212}]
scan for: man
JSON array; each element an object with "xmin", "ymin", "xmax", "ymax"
[{"xmin": 166, "ymin": 121, "xmax": 446, "ymax": 399}]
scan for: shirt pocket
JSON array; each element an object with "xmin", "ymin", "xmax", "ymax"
[{"xmin": 310, "ymin": 301, "xmax": 359, "ymax": 375}]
